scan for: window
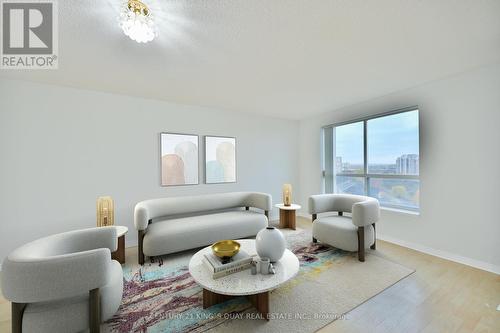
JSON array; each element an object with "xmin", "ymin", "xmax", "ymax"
[{"xmin": 322, "ymin": 108, "xmax": 420, "ymax": 212}]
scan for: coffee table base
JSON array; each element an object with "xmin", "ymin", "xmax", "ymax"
[{"xmin": 202, "ymin": 289, "xmax": 270, "ymax": 320}]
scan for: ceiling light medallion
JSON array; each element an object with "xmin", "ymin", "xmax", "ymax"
[{"xmin": 119, "ymin": 0, "xmax": 158, "ymax": 43}]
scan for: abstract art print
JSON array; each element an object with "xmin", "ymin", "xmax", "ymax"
[
  {"xmin": 205, "ymin": 136, "xmax": 236, "ymax": 183},
  {"xmin": 160, "ymin": 133, "xmax": 199, "ymax": 186}
]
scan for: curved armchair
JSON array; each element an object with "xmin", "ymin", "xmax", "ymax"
[
  {"xmin": 1, "ymin": 227, "xmax": 123, "ymax": 333},
  {"xmin": 308, "ymin": 194, "xmax": 380, "ymax": 262}
]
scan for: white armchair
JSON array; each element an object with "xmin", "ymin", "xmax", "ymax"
[
  {"xmin": 1, "ymin": 227, "xmax": 123, "ymax": 333},
  {"xmin": 308, "ymin": 194, "xmax": 380, "ymax": 261}
]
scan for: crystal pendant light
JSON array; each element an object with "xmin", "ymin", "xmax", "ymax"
[{"xmin": 119, "ymin": 0, "xmax": 157, "ymax": 43}]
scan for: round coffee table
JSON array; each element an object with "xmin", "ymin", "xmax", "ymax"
[{"xmin": 189, "ymin": 239, "xmax": 299, "ymax": 320}]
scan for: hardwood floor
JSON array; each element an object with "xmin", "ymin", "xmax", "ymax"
[{"xmin": 0, "ymin": 217, "xmax": 498, "ymax": 332}]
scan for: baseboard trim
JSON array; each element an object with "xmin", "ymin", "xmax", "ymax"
[{"xmin": 378, "ymin": 233, "xmax": 500, "ymax": 275}]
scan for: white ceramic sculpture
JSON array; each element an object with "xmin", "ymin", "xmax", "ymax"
[{"xmin": 256, "ymin": 227, "xmax": 286, "ymax": 262}]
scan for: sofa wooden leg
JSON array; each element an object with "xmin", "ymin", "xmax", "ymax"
[
  {"xmin": 370, "ymin": 223, "xmax": 376, "ymax": 250},
  {"xmin": 312, "ymin": 237, "xmax": 317, "ymax": 243},
  {"xmin": 138, "ymin": 230, "xmax": 145, "ymax": 265},
  {"xmin": 264, "ymin": 210, "xmax": 269, "ymax": 221},
  {"xmin": 89, "ymin": 288, "xmax": 100, "ymax": 333},
  {"xmin": 245, "ymin": 206, "xmax": 249, "ymax": 210},
  {"xmin": 312, "ymin": 214, "xmax": 317, "ymax": 223},
  {"xmin": 12, "ymin": 302, "xmax": 26, "ymax": 333},
  {"xmin": 357, "ymin": 226, "xmax": 365, "ymax": 262}
]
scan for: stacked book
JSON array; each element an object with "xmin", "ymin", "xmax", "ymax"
[{"xmin": 203, "ymin": 250, "xmax": 254, "ymax": 279}]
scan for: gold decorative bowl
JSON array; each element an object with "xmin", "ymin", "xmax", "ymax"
[{"xmin": 211, "ymin": 240, "xmax": 240, "ymax": 259}]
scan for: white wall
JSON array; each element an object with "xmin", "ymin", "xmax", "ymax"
[
  {"xmin": 299, "ymin": 63, "xmax": 500, "ymax": 273},
  {"xmin": 0, "ymin": 79, "xmax": 299, "ymax": 266}
]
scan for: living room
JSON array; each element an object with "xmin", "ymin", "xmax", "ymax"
[{"xmin": 0, "ymin": 1, "xmax": 499, "ymax": 332}]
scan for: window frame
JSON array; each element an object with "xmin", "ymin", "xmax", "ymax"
[{"xmin": 322, "ymin": 106, "xmax": 420, "ymax": 212}]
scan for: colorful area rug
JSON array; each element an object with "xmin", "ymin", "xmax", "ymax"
[{"xmin": 103, "ymin": 227, "xmax": 413, "ymax": 333}]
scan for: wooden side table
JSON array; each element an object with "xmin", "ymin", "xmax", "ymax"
[
  {"xmin": 112, "ymin": 226, "xmax": 128, "ymax": 264},
  {"xmin": 275, "ymin": 204, "xmax": 301, "ymax": 230}
]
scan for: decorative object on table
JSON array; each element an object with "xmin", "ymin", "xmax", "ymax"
[
  {"xmin": 119, "ymin": 0, "xmax": 158, "ymax": 43},
  {"xmin": 97, "ymin": 196, "xmax": 114, "ymax": 227},
  {"xmin": 256, "ymin": 226, "xmax": 286, "ymax": 262},
  {"xmin": 203, "ymin": 248, "xmax": 254, "ymax": 279},
  {"xmin": 160, "ymin": 132, "xmax": 199, "ymax": 186},
  {"xmin": 282, "ymin": 183, "xmax": 292, "ymax": 206},
  {"xmin": 211, "ymin": 240, "xmax": 240, "ymax": 263},
  {"xmin": 250, "ymin": 260, "xmax": 257, "ymax": 275},
  {"xmin": 112, "ymin": 226, "xmax": 128, "ymax": 264},
  {"xmin": 258, "ymin": 257, "xmax": 275, "ymax": 275},
  {"xmin": 259, "ymin": 257, "xmax": 271, "ymax": 275},
  {"xmin": 275, "ymin": 203, "xmax": 301, "ymax": 230},
  {"xmin": 205, "ymin": 136, "xmax": 236, "ymax": 183}
]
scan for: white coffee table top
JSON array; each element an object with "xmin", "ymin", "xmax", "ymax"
[
  {"xmin": 275, "ymin": 203, "xmax": 302, "ymax": 210},
  {"xmin": 189, "ymin": 239, "xmax": 299, "ymax": 296},
  {"xmin": 114, "ymin": 226, "xmax": 128, "ymax": 237}
]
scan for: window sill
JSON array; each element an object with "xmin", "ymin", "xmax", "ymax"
[{"xmin": 380, "ymin": 206, "xmax": 420, "ymax": 216}]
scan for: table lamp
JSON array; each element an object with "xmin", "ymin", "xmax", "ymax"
[
  {"xmin": 283, "ymin": 184, "xmax": 292, "ymax": 206},
  {"xmin": 97, "ymin": 196, "xmax": 114, "ymax": 227}
]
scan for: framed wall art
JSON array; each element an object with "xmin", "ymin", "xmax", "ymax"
[
  {"xmin": 160, "ymin": 133, "xmax": 199, "ymax": 186},
  {"xmin": 205, "ymin": 136, "xmax": 236, "ymax": 184}
]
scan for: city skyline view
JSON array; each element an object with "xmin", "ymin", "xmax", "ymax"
[
  {"xmin": 329, "ymin": 110, "xmax": 420, "ymax": 211},
  {"xmin": 335, "ymin": 110, "xmax": 419, "ymax": 167},
  {"xmin": 336, "ymin": 153, "xmax": 419, "ymax": 175}
]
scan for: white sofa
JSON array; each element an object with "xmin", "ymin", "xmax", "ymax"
[
  {"xmin": 309, "ymin": 194, "xmax": 380, "ymax": 262},
  {"xmin": 1, "ymin": 227, "xmax": 123, "ymax": 333},
  {"xmin": 134, "ymin": 192, "xmax": 271, "ymax": 264}
]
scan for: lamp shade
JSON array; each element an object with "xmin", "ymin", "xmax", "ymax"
[{"xmin": 97, "ymin": 196, "xmax": 114, "ymax": 227}]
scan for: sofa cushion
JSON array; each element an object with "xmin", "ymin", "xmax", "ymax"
[
  {"xmin": 22, "ymin": 260, "xmax": 123, "ymax": 333},
  {"xmin": 312, "ymin": 215, "xmax": 374, "ymax": 252},
  {"xmin": 143, "ymin": 210, "xmax": 267, "ymax": 256}
]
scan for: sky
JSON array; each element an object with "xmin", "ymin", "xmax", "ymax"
[{"xmin": 335, "ymin": 110, "xmax": 419, "ymax": 165}]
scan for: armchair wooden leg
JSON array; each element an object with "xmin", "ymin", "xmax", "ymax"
[
  {"xmin": 89, "ymin": 288, "xmax": 100, "ymax": 333},
  {"xmin": 357, "ymin": 226, "xmax": 365, "ymax": 262},
  {"xmin": 264, "ymin": 210, "xmax": 269, "ymax": 221},
  {"xmin": 12, "ymin": 302, "xmax": 26, "ymax": 333},
  {"xmin": 370, "ymin": 223, "xmax": 376, "ymax": 250},
  {"xmin": 138, "ymin": 230, "xmax": 145, "ymax": 265},
  {"xmin": 312, "ymin": 214, "xmax": 318, "ymax": 243}
]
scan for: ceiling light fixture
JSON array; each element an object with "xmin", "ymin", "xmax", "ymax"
[{"xmin": 119, "ymin": 0, "xmax": 158, "ymax": 43}]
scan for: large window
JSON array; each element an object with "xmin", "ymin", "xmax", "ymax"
[{"xmin": 322, "ymin": 108, "xmax": 420, "ymax": 212}]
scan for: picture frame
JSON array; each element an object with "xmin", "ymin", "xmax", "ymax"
[
  {"xmin": 204, "ymin": 135, "xmax": 237, "ymax": 184},
  {"xmin": 160, "ymin": 132, "xmax": 199, "ymax": 186}
]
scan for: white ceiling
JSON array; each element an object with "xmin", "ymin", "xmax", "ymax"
[{"xmin": 1, "ymin": 0, "xmax": 499, "ymax": 119}]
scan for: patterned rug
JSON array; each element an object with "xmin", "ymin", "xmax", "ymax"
[{"xmin": 103, "ymin": 227, "xmax": 413, "ymax": 333}]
